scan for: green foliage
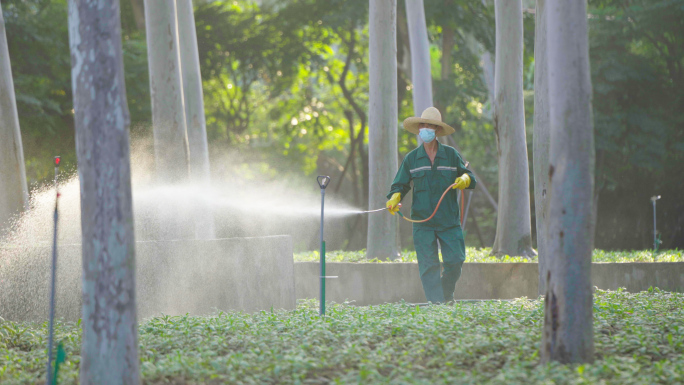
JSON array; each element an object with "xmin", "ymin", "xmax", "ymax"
[
  {"xmin": 294, "ymin": 248, "xmax": 684, "ymax": 263},
  {"xmin": 3, "ymin": 0, "xmax": 150, "ymax": 187},
  {"xmin": 2, "ymin": 290, "xmax": 684, "ymax": 383},
  {"xmin": 588, "ymin": 0, "xmax": 684, "ymax": 250},
  {"xmin": 5, "ymin": 0, "xmax": 682, "ymax": 250},
  {"xmin": 3, "ymin": 0, "xmax": 75, "ymax": 184}
]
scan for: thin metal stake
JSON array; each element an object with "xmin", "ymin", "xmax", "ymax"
[
  {"xmin": 651, "ymin": 195, "xmax": 661, "ymax": 252},
  {"xmin": 317, "ymin": 176, "xmax": 330, "ymax": 316},
  {"xmin": 46, "ymin": 156, "xmax": 60, "ymax": 385}
]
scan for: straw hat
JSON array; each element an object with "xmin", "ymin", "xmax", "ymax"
[{"xmin": 403, "ymin": 107, "xmax": 455, "ymax": 137}]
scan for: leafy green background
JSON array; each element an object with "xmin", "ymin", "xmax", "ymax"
[{"xmin": 3, "ymin": 0, "xmax": 683, "ymax": 251}]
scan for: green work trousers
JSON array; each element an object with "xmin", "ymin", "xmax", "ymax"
[{"xmin": 413, "ymin": 225, "xmax": 465, "ymax": 303}]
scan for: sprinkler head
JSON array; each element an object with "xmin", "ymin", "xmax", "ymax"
[
  {"xmin": 651, "ymin": 195, "xmax": 661, "ymax": 202},
  {"xmin": 317, "ymin": 175, "xmax": 331, "ymax": 190},
  {"xmin": 54, "ymin": 156, "xmax": 61, "ymax": 167}
]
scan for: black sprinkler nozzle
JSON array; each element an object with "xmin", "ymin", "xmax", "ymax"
[{"xmin": 317, "ymin": 175, "xmax": 331, "ymax": 190}]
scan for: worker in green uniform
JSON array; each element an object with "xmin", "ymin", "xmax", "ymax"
[{"xmin": 386, "ymin": 107, "xmax": 476, "ymax": 304}]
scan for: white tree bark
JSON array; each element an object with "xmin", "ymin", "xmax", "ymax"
[
  {"xmin": 145, "ymin": 0, "xmax": 189, "ymax": 183},
  {"xmin": 176, "ymin": 0, "xmax": 215, "ymax": 239},
  {"xmin": 533, "ymin": 0, "xmax": 551, "ymax": 294},
  {"xmin": 480, "ymin": 0, "xmax": 495, "ymax": 117},
  {"xmin": 367, "ymin": 0, "xmax": 399, "ymax": 260},
  {"xmin": 67, "ymin": 0, "xmax": 140, "ymax": 383},
  {"xmin": 541, "ymin": 0, "xmax": 595, "ymax": 364},
  {"xmin": 176, "ymin": 0, "xmax": 210, "ymax": 184},
  {"xmin": 405, "ymin": 0, "xmax": 433, "ymax": 115},
  {"xmin": 491, "ymin": 0, "xmax": 535, "ymax": 258},
  {"xmin": 0, "ymin": 5, "xmax": 29, "ymax": 235}
]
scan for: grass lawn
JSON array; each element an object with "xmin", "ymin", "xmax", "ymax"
[
  {"xmin": 294, "ymin": 248, "xmax": 684, "ymax": 264},
  {"xmin": 1, "ymin": 288, "xmax": 683, "ymax": 384}
]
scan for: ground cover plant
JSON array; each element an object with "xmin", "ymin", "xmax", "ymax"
[
  {"xmin": 1, "ymin": 288, "xmax": 683, "ymax": 384},
  {"xmin": 294, "ymin": 248, "xmax": 684, "ymax": 263}
]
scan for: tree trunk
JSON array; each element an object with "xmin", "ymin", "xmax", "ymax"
[
  {"xmin": 534, "ymin": 0, "xmax": 550, "ymax": 294},
  {"xmin": 130, "ymin": 0, "xmax": 145, "ymax": 31},
  {"xmin": 176, "ymin": 0, "xmax": 210, "ymax": 184},
  {"xmin": 541, "ymin": 0, "xmax": 595, "ymax": 364},
  {"xmin": 480, "ymin": 0, "xmax": 495, "ymax": 115},
  {"xmin": 491, "ymin": 0, "xmax": 535, "ymax": 258},
  {"xmin": 367, "ymin": 0, "xmax": 399, "ymax": 260},
  {"xmin": 0, "ymin": 5, "xmax": 29, "ymax": 236},
  {"xmin": 145, "ymin": 0, "xmax": 189, "ymax": 183},
  {"xmin": 67, "ymin": 1, "xmax": 140, "ymax": 383},
  {"xmin": 482, "ymin": 50, "xmax": 495, "ymax": 100},
  {"xmin": 441, "ymin": 26, "xmax": 454, "ymax": 83},
  {"xmin": 176, "ymin": 0, "xmax": 215, "ymax": 239},
  {"xmin": 405, "ymin": 0, "xmax": 433, "ymax": 115}
]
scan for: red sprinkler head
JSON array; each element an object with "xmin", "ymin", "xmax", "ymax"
[{"xmin": 54, "ymin": 156, "xmax": 61, "ymax": 167}]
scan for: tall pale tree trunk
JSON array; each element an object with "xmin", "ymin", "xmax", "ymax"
[
  {"xmin": 176, "ymin": 0, "xmax": 215, "ymax": 239},
  {"xmin": 533, "ymin": 0, "xmax": 550, "ymax": 295},
  {"xmin": 145, "ymin": 0, "xmax": 189, "ymax": 183},
  {"xmin": 541, "ymin": 0, "xmax": 595, "ymax": 364},
  {"xmin": 491, "ymin": 0, "xmax": 535, "ymax": 258},
  {"xmin": 481, "ymin": 51, "xmax": 495, "ymax": 113},
  {"xmin": 480, "ymin": 0, "xmax": 495, "ymax": 117},
  {"xmin": 130, "ymin": 0, "xmax": 145, "ymax": 31},
  {"xmin": 405, "ymin": 0, "xmax": 433, "ymax": 115},
  {"xmin": 367, "ymin": 0, "xmax": 399, "ymax": 260},
  {"xmin": 67, "ymin": 0, "xmax": 139, "ymax": 383},
  {"xmin": 0, "ymin": 5, "xmax": 29, "ymax": 235}
]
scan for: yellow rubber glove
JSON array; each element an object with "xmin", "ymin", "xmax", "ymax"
[
  {"xmin": 452, "ymin": 174, "xmax": 471, "ymax": 190},
  {"xmin": 386, "ymin": 193, "xmax": 401, "ymax": 215}
]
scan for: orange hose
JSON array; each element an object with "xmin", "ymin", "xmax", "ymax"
[
  {"xmin": 396, "ymin": 183, "xmax": 464, "ymax": 224},
  {"xmin": 460, "ymin": 189, "xmax": 465, "ymax": 226}
]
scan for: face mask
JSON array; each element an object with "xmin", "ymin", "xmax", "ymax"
[{"xmin": 419, "ymin": 128, "xmax": 436, "ymax": 143}]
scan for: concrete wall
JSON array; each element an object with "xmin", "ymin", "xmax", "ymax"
[
  {"xmin": 0, "ymin": 236, "xmax": 295, "ymax": 322},
  {"xmin": 295, "ymin": 262, "xmax": 684, "ymax": 304}
]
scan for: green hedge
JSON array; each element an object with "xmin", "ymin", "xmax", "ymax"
[
  {"xmin": 1, "ymin": 289, "xmax": 683, "ymax": 384},
  {"xmin": 294, "ymin": 248, "xmax": 684, "ymax": 263}
]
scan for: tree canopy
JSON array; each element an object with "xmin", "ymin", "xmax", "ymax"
[{"xmin": 4, "ymin": 0, "xmax": 683, "ymax": 250}]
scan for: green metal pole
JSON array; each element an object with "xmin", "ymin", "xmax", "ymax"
[
  {"xmin": 317, "ymin": 176, "xmax": 330, "ymax": 317},
  {"xmin": 321, "ymin": 241, "xmax": 326, "ymax": 316}
]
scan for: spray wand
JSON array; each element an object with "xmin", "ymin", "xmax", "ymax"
[
  {"xmin": 359, "ymin": 162, "xmax": 470, "ymax": 226},
  {"xmin": 358, "ymin": 183, "xmax": 466, "ymax": 226},
  {"xmin": 46, "ymin": 156, "xmax": 60, "ymax": 384}
]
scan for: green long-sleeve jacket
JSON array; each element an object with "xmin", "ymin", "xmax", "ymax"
[{"xmin": 387, "ymin": 142, "xmax": 476, "ymax": 229}]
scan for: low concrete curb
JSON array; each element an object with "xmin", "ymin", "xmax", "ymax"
[
  {"xmin": 0, "ymin": 236, "xmax": 295, "ymax": 321},
  {"xmin": 294, "ymin": 262, "xmax": 684, "ymax": 305}
]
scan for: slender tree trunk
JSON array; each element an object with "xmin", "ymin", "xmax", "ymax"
[
  {"xmin": 176, "ymin": 0, "xmax": 210, "ymax": 184},
  {"xmin": 367, "ymin": 0, "xmax": 399, "ymax": 260},
  {"xmin": 491, "ymin": 0, "xmax": 535, "ymax": 258},
  {"xmin": 358, "ymin": 121, "xmax": 369, "ymax": 207},
  {"xmin": 541, "ymin": 0, "xmax": 595, "ymax": 364},
  {"xmin": 145, "ymin": 0, "xmax": 189, "ymax": 183},
  {"xmin": 534, "ymin": 0, "xmax": 550, "ymax": 294},
  {"xmin": 435, "ymin": 23, "xmax": 454, "ymax": 143},
  {"xmin": 0, "ymin": 5, "xmax": 29, "ymax": 236},
  {"xmin": 480, "ymin": 0, "xmax": 495, "ymax": 115},
  {"xmin": 441, "ymin": 26, "xmax": 454, "ymax": 83},
  {"xmin": 176, "ymin": 0, "xmax": 215, "ymax": 239},
  {"xmin": 68, "ymin": 0, "xmax": 139, "ymax": 383},
  {"xmin": 130, "ymin": 0, "xmax": 145, "ymax": 31},
  {"xmin": 482, "ymin": 51, "xmax": 495, "ymax": 101},
  {"xmin": 405, "ymin": 0, "xmax": 433, "ymax": 115}
]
